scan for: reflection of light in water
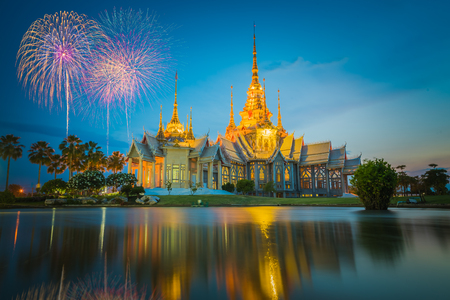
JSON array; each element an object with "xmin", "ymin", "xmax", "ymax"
[
  {"xmin": 49, "ymin": 208, "xmax": 55, "ymax": 249},
  {"xmin": 13, "ymin": 211, "xmax": 20, "ymax": 250},
  {"xmin": 99, "ymin": 207, "xmax": 106, "ymax": 252}
]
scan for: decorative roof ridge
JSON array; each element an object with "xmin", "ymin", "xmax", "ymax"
[
  {"xmin": 304, "ymin": 140, "xmax": 331, "ymax": 146},
  {"xmin": 331, "ymin": 144, "xmax": 346, "ymax": 150},
  {"xmin": 266, "ymin": 147, "xmax": 286, "ymax": 164},
  {"xmin": 347, "ymin": 153, "xmax": 362, "ymax": 160}
]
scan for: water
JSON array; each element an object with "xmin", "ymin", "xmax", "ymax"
[{"xmin": 0, "ymin": 207, "xmax": 449, "ymax": 300}]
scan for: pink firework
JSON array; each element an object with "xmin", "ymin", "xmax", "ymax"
[{"xmin": 83, "ymin": 8, "xmax": 174, "ymax": 152}]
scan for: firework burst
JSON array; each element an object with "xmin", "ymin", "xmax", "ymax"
[
  {"xmin": 16, "ymin": 11, "xmax": 100, "ymax": 136},
  {"xmin": 82, "ymin": 8, "xmax": 174, "ymax": 152}
]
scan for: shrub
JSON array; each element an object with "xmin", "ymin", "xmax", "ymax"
[
  {"xmin": 121, "ymin": 184, "xmax": 132, "ymax": 197},
  {"xmin": 0, "ymin": 191, "xmax": 15, "ymax": 204},
  {"xmin": 189, "ymin": 182, "xmax": 203, "ymax": 195},
  {"xmin": 106, "ymin": 173, "xmax": 137, "ymax": 191},
  {"xmin": 236, "ymin": 179, "xmax": 255, "ymax": 195},
  {"xmin": 350, "ymin": 158, "xmax": 398, "ymax": 210},
  {"xmin": 165, "ymin": 180, "xmax": 172, "ymax": 195},
  {"xmin": 67, "ymin": 171, "xmax": 105, "ymax": 195},
  {"xmin": 41, "ymin": 179, "xmax": 67, "ymax": 196},
  {"xmin": 263, "ymin": 181, "xmax": 276, "ymax": 196},
  {"xmin": 131, "ymin": 186, "xmax": 145, "ymax": 197},
  {"xmin": 222, "ymin": 182, "xmax": 235, "ymax": 193}
]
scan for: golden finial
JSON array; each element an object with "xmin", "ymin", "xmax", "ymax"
[
  {"xmin": 277, "ymin": 89, "xmax": 283, "ymax": 129},
  {"xmin": 252, "ymin": 23, "xmax": 259, "ymax": 85},
  {"xmin": 186, "ymin": 106, "xmax": 195, "ymax": 140},
  {"xmin": 169, "ymin": 71, "xmax": 180, "ymax": 124},
  {"xmin": 263, "ymin": 78, "xmax": 267, "ymax": 120},
  {"xmin": 228, "ymin": 85, "xmax": 236, "ymax": 128},
  {"xmin": 156, "ymin": 105, "xmax": 165, "ymax": 141}
]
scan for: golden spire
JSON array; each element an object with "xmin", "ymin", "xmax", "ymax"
[
  {"xmin": 229, "ymin": 85, "xmax": 236, "ymax": 128},
  {"xmin": 184, "ymin": 114, "xmax": 189, "ymax": 136},
  {"xmin": 156, "ymin": 105, "xmax": 165, "ymax": 141},
  {"xmin": 186, "ymin": 107, "xmax": 195, "ymax": 140},
  {"xmin": 169, "ymin": 71, "xmax": 180, "ymax": 124},
  {"xmin": 263, "ymin": 78, "xmax": 267, "ymax": 120},
  {"xmin": 277, "ymin": 89, "xmax": 283, "ymax": 129},
  {"xmin": 252, "ymin": 24, "xmax": 260, "ymax": 86}
]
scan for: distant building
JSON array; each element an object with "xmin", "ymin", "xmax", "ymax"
[{"xmin": 126, "ymin": 33, "xmax": 361, "ymax": 197}]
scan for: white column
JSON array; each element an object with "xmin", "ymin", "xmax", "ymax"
[
  {"xmin": 326, "ymin": 168, "xmax": 330, "ymax": 197},
  {"xmin": 151, "ymin": 162, "xmax": 155, "ymax": 188},
  {"xmin": 197, "ymin": 161, "xmax": 202, "ymax": 186},
  {"xmin": 128, "ymin": 159, "xmax": 132, "ymax": 174},
  {"xmin": 208, "ymin": 162, "xmax": 213, "ymax": 189},
  {"xmin": 138, "ymin": 158, "xmax": 143, "ymax": 186},
  {"xmin": 162, "ymin": 158, "xmax": 166, "ymax": 187},
  {"xmin": 217, "ymin": 161, "xmax": 222, "ymax": 190}
]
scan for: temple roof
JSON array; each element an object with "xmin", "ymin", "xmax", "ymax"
[
  {"xmin": 218, "ymin": 135, "xmax": 246, "ymax": 164},
  {"xmin": 344, "ymin": 155, "xmax": 361, "ymax": 174},
  {"xmin": 292, "ymin": 136, "xmax": 304, "ymax": 161},
  {"xmin": 144, "ymin": 132, "xmax": 163, "ymax": 156},
  {"xmin": 128, "ymin": 139, "xmax": 155, "ymax": 162},
  {"xmin": 280, "ymin": 133, "xmax": 294, "ymax": 159},
  {"xmin": 300, "ymin": 141, "xmax": 331, "ymax": 166},
  {"xmin": 328, "ymin": 146, "xmax": 346, "ymax": 169},
  {"xmin": 192, "ymin": 135, "xmax": 208, "ymax": 153}
]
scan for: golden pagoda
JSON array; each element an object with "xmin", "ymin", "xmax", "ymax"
[{"xmin": 164, "ymin": 72, "xmax": 185, "ymax": 140}]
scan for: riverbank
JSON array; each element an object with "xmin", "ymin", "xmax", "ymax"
[{"xmin": 1, "ymin": 195, "xmax": 449, "ymax": 209}]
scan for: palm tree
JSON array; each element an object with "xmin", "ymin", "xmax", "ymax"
[
  {"xmin": 0, "ymin": 135, "xmax": 25, "ymax": 191},
  {"xmin": 47, "ymin": 154, "xmax": 67, "ymax": 180},
  {"xmin": 84, "ymin": 141, "xmax": 103, "ymax": 171},
  {"xmin": 28, "ymin": 141, "xmax": 54, "ymax": 189},
  {"xmin": 107, "ymin": 151, "xmax": 126, "ymax": 174},
  {"xmin": 59, "ymin": 135, "xmax": 83, "ymax": 180}
]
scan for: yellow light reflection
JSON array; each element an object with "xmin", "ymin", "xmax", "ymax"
[
  {"xmin": 13, "ymin": 211, "xmax": 20, "ymax": 250},
  {"xmin": 99, "ymin": 207, "xmax": 106, "ymax": 253},
  {"xmin": 49, "ymin": 208, "xmax": 55, "ymax": 249}
]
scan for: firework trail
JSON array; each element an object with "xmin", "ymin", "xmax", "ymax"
[
  {"xmin": 16, "ymin": 11, "xmax": 100, "ymax": 137},
  {"xmin": 83, "ymin": 7, "xmax": 174, "ymax": 153}
]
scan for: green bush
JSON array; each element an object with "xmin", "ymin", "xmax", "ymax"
[
  {"xmin": 121, "ymin": 184, "xmax": 132, "ymax": 197},
  {"xmin": 263, "ymin": 181, "xmax": 276, "ymax": 196},
  {"xmin": 106, "ymin": 173, "xmax": 137, "ymax": 191},
  {"xmin": 67, "ymin": 171, "xmax": 105, "ymax": 195},
  {"xmin": 236, "ymin": 179, "xmax": 255, "ymax": 195},
  {"xmin": 0, "ymin": 191, "xmax": 16, "ymax": 204},
  {"xmin": 41, "ymin": 179, "xmax": 67, "ymax": 196},
  {"xmin": 131, "ymin": 186, "xmax": 145, "ymax": 197},
  {"xmin": 222, "ymin": 182, "xmax": 235, "ymax": 193},
  {"xmin": 350, "ymin": 158, "xmax": 398, "ymax": 210}
]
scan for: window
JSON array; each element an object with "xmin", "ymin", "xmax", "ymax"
[
  {"xmin": 166, "ymin": 164, "xmax": 171, "ymax": 182},
  {"xmin": 173, "ymin": 164, "xmax": 179, "ymax": 183},
  {"xmin": 259, "ymin": 165, "xmax": 265, "ymax": 181},
  {"xmin": 181, "ymin": 164, "xmax": 186, "ymax": 182},
  {"xmin": 329, "ymin": 169, "xmax": 342, "ymax": 189},
  {"xmin": 300, "ymin": 166, "xmax": 312, "ymax": 189},
  {"xmin": 285, "ymin": 165, "xmax": 291, "ymax": 182},
  {"xmin": 231, "ymin": 165, "xmax": 237, "ymax": 185},
  {"xmin": 238, "ymin": 166, "xmax": 245, "ymax": 180},
  {"xmin": 222, "ymin": 167, "xmax": 229, "ymax": 184},
  {"xmin": 315, "ymin": 165, "xmax": 326, "ymax": 189},
  {"xmin": 250, "ymin": 164, "xmax": 255, "ymax": 180}
]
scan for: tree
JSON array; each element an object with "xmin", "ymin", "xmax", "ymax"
[
  {"xmin": 28, "ymin": 141, "xmax": 54, "ymax": 189},
  {"xmin": 67, "ymin": 170, "xmax": 105, "ymax": 195},
  {"xmin": 59, "ymin": 135, "xmax": 83, "ymax": 180},
  {"xmin": 236, "ymin": 179, "xmax": 255, "ymax": 195},
  {"xmin": 350, "ymin": 158, "xmax": 398, "ymax": 210},
  {"xmin": 107, "ymin": 151, "xmax": 126, "ymax": 174},
  {"xmin": 395, "ymin": 165, "xmax": 407, "ymax": 196},
  {"xmin": 83, "ymin": 141, "xmax": 107, "ymax": 171},
  {"xmin": 222, "ymin": 182, "xmax": 235, "ymax": 193},
  {"xmin": 423, "ymin": 165, "xmax": 449, "ymax": 195},
  {"xmin": 263, "ymin": 181, "xmax": 276, "ymax": 197},
  {"xmin": 47, "ymin": 154, "xmax": 67, "ymax": 180},
  {"xmin": 165, "ymin": 180, "xmax": 172, "ymax": 195},
  {"xmin": 41, "ymin": 179, "xmax": 67, "ymax": 196},
  {"xmin": 189, "ymin": 182, "xmax": 203, "ymax": 195},
  {"xmin": 8, "ymin": 184, "xmax": 24, "ymax": 197},
  {"xmin": 0, "ymin": 135, "xmax": 24, "ymax": 191},
  {"xmin": 106, "ymin": 172, "xmax": 137, "ymax": 192}
]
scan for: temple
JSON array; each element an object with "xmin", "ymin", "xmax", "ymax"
[{"xmin": 126, "ymin": 33, "xmax": 361, "ymax": 197}]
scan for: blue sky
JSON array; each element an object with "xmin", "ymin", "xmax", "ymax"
[{"xmin": 0, "ymin": 0, "xmax": 449, "ymax": 191}]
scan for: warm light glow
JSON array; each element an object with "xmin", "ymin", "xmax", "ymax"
[{"xmin": 13, "ymin": 211, "xmax": 20, "ymax": 250}]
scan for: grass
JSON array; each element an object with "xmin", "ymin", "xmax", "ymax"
[
  {"xmin": 2, "ymin": 195, "xmax": 449, "ymax": 209},
  {"xmin": 155, "ymin": 194, "xmax": 363, "ymax": 206}
]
